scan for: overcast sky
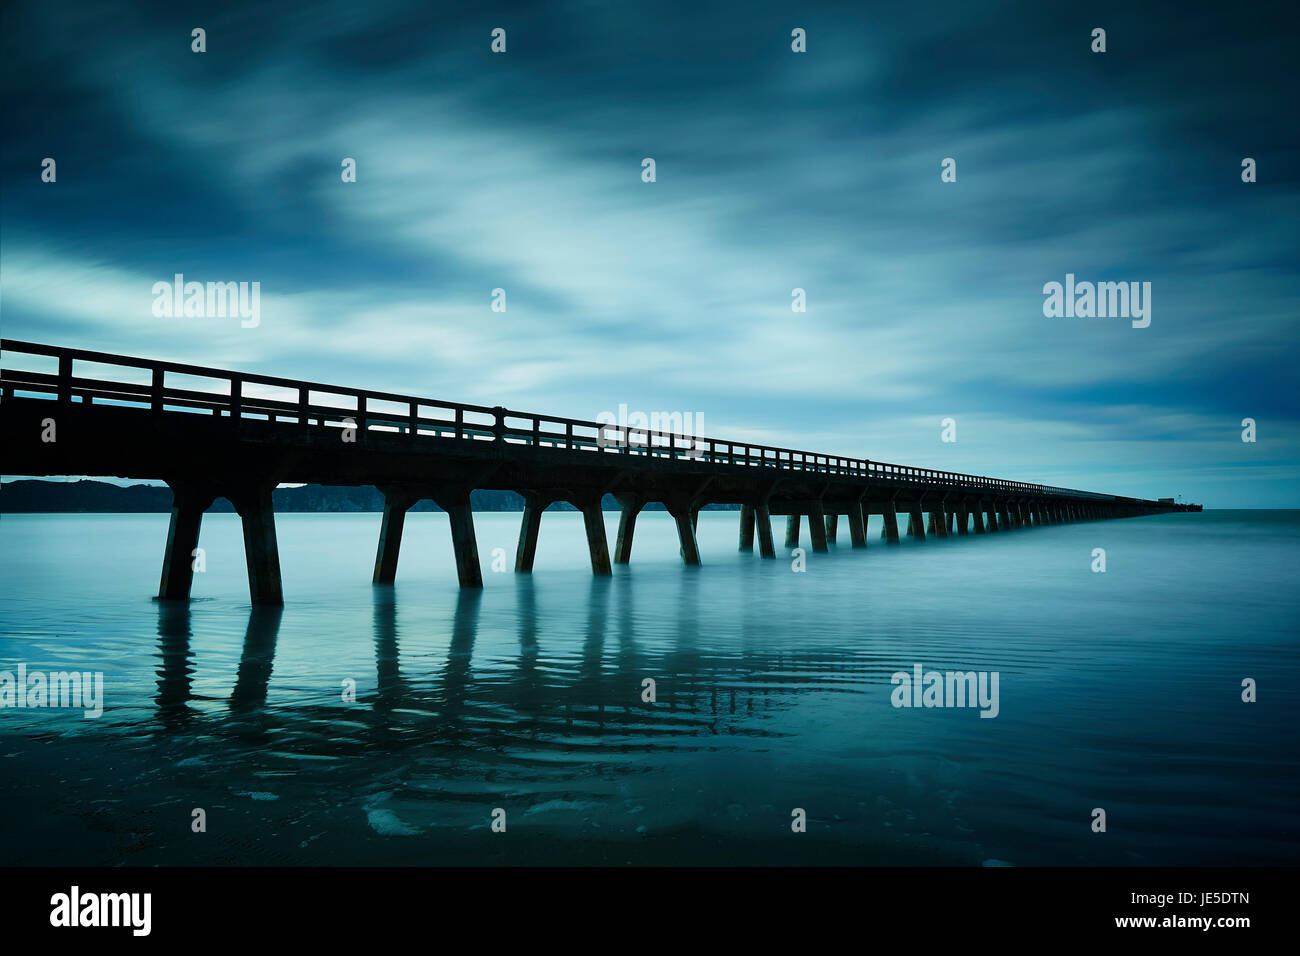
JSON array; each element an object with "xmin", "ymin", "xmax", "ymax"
[{"xmin": 2, "ymin": 0, "xmax": 1296, "ymax": 506}]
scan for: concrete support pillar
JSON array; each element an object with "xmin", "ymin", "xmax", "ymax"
[
  {"xmin": 613, "ymin": 494, "xmax": 643, "ymax": 564},
  {"xmin": 755, "ymin": 502, "xmax": 776, "ymax": 558},
  {"xmin": 808, "ymin": 501, "xmax": 829, "ymax": 553},
  {"xmin": 986, "ymin": 503, "xmax": 999, "ymax": 532},
  {"xmin": 373, "ymin": 489, "xmax": 417, "ymax": 583},
  {"xmin": 514, "ymin": 494, "xmax": 551, "ymax": 572},
  {"xmin": 847, "ymin": 505, "xmax": 866, "ymax": 549},
  {"xmin": 998, "ymin": 500, "xmax": 1013, "ymax": 530},
  {"xmin": 738, "ymin": 503, "xmax": 756, "ymax": 552},
  {"xmin": 673, "ymin": 508, "xmax": 701, "ymax": 566},
  {"xmin": 446, "ymin": 491, "xmax": 485, "ymax": 587},
  {"xmin": 932, "ymin": 508, "xmax": 949, "ymax": 538},
  {"xmin": 159, "ymin": 483, "xmax": 216, "ymax": 600},
  {"xmin": 430, "ymin": 488, "xmax": 482, "ymax": 588},
  {"xmin": 908, "ymin": 504, "xmax": 926, "ymax": 541},
  {"xmin": 956, "ymin": 502, "xmax": 969, "ymax": 535},
  {"xmin": 785, "ymin": 514, "xmax": 801, "ymax": 548},
  {"xmin": 231, "ymin": 482, "xmax": 284, "ymax": 605},
  {"xmin": 882, "ymin": 501, "xmax": 901, "ymax": 544},
  {"xmin": 824, "ymin": 513, "xmax": 838, "ymax": 543},
  {"xmin": 972, "ymin": 502, "xmax": 986, "ymax": 533},
  {"xmin": 580, "ymin": 500, "xmax": 613, "ymax": 576}
]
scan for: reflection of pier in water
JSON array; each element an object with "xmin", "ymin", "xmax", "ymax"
[{"xmin": 151, "ymin": 578, "xmax": 895, "ymax": 754}]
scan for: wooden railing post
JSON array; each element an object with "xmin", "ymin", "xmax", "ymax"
[{"xmin": 58, "ymin": 355, "xmax": 72, "ymax": 404}]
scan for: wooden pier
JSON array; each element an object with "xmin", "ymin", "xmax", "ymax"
[{"xmin": 0, "ymin": 340, "xmax": 1200, "ymax": 604}]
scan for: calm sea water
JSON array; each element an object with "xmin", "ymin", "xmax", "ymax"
[{"xmin": 0, "ymin": 509, "xmax": 1296, "ymax": 866}]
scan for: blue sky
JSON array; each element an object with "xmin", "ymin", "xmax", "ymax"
[{"xmin": 2, "ymin": 0, "xmax": 1296, "ymax": 506}]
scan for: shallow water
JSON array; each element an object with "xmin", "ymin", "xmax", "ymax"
[{"xmin": 0, "ymin": 509, "xmax": 1296, "ymax": 865}]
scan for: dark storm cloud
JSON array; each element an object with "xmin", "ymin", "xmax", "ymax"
[{"xmin": 1, "ymin": 0, "xmax": 1296, "ymax": 503}]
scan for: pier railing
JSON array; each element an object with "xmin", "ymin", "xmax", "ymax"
[{"xmin": 2, "ymin": 339, "xmax": 1113, "ymax": 498}]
